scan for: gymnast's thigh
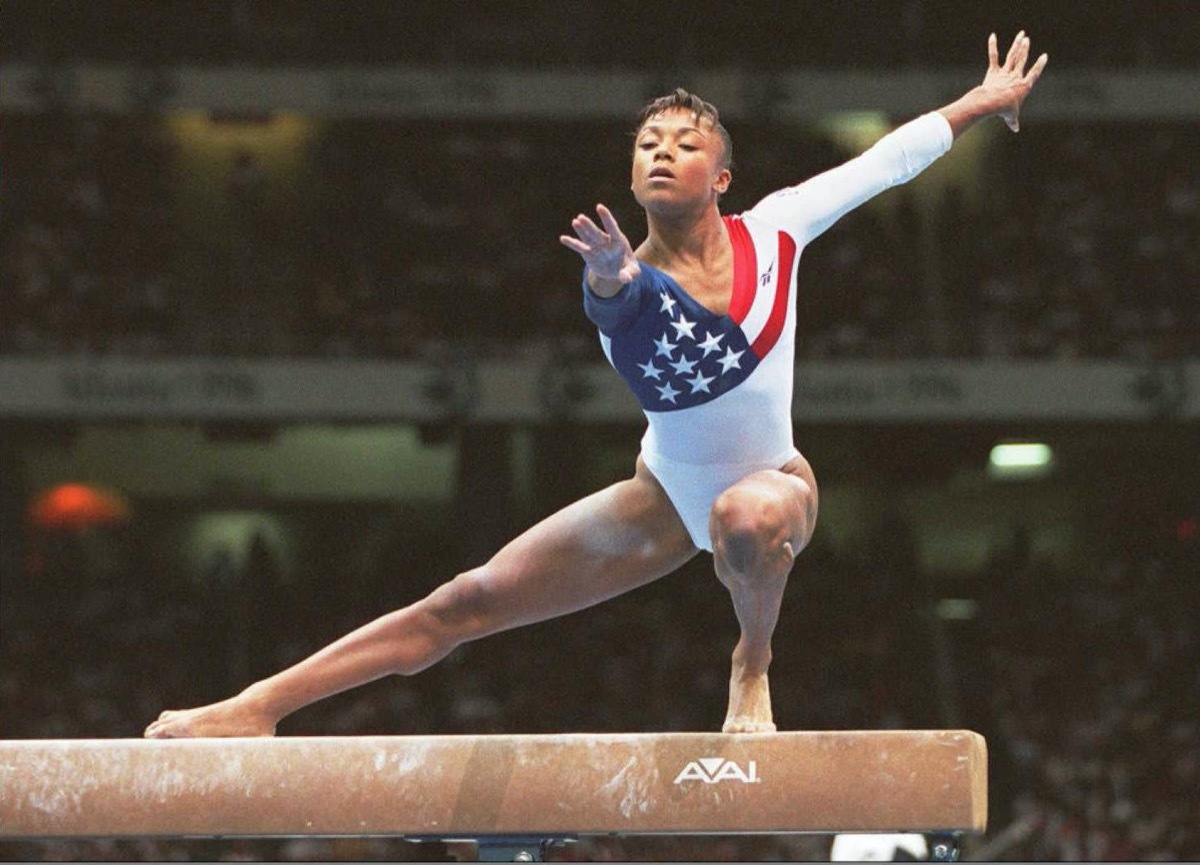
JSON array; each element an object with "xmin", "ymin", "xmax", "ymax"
[{"xmin": 465, "ymin": 457, "xmax": 699, "ymax": 633}]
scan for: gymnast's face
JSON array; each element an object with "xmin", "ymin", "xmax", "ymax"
[{"xmin": 631, "ymin": 109, "xmax": 731, "ymax": 213}]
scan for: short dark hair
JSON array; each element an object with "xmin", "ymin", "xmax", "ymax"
[{"xmin": 636, "ymin": 88, "xmax": 733, "ymax": 170}]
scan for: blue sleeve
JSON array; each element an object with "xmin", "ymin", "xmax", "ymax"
[{"xmin": 581, "ymin": 267, "xmax": 650, "ymax": 336}]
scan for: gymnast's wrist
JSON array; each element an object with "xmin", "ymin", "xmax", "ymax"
[
  {"xmin": 938, "ymin": 86, "xmax": 994, "ymax": 139},
  {"xmin": 586, "ymin": 266, "xmax": 627, "ymax": 299}
]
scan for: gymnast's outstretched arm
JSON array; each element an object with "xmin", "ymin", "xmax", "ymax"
[{"xmin": 750, "ymin": 31, "xmax": 1047, "ymax": 246}]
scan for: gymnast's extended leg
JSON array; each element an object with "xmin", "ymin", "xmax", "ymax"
[
  {"xmin": 710, "ymin": 452, "xmax": 818, "ymax": 733},
  {"xmin": 145, "ymin": 458, "xmax": 698, "ymax": 738}
]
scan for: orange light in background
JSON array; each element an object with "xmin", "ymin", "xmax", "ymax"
[{"xmin": 28, "ymin": 484, "xmax": 131, "ymax": 531}]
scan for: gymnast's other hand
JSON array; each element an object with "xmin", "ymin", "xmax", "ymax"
[
  {"xmin": 979, "ymin": 30, "xmax": 1048, "ymax": 132},
  {"xmin": 144, "ymin": 694, "xmax": 277, "ymax": 738},
  {"xmin": 938, "ymin": 31, "xmax": 1048, "ymax": 139},
  {"xmin": 559, "ymin": 203, "xmax": 641, "ymax": 295}
]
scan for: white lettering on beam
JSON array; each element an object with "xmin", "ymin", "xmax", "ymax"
[{"xmin": 673, "ymin": 757, "xmax": 760, "ymax": 785}]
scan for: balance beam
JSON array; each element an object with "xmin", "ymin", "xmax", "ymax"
[{"xmin": 0, "ymin": 731, "xmax": 986, "ymax": 840}]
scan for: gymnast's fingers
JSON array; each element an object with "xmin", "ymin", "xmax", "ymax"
[
  {"xmin": 1014, "ymin": 33, "xmax": 1031, "ymax": 76},
  {"xmin": 595, "ymin": 203, "xmax": 624, "ymax": 239},
  {"xmin": 1003, "ymin": 30, "xmax": 1025, "ymax": 72},
  {"xmin": 571, "ymin": 212, "xmax": 604, "ymax": 239},
  {"xmin": 559, "ymin": 235, "xmax": 591, "ymax": 254},
  {"xmin": 1026, "ymin": 51, "xmax": 1049, "ymax": 85}
]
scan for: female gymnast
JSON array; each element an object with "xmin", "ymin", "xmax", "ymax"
[{"xmin": 146, "ymin": 32, "xmax": 1046, "ymax": 738}]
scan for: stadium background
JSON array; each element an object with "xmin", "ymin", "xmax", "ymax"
[{"xmin": 1, "ymin": 1, "xmax": 1197, "ymax": 860}]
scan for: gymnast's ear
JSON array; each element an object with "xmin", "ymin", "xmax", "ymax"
[{"xmin": 713, "ymin": 167, "xmax": 731, "ymax": 196}]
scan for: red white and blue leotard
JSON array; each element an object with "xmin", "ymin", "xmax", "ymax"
[{"xmin": 584, "ymin": 112, "xmax": 953, "ymax": 550}]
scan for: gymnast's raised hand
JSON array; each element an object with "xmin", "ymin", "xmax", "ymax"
[
  {"xmin": 939, "ymin": 30, "xmax": 1048, "ymax": 136},
  {"xmin": 559, "ymin": 203, "xmax": 641, "ymax": 295}
]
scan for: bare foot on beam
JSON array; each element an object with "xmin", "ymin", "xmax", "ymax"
[
  {"xmin": 722, "ymin": 671, "xmax": 776, "ymax": 733},
  {"xmin": 144, "ymin": 695, "xmax": 277, "ymax": 738}
]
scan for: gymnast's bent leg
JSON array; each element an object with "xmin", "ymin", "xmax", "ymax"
[
  {"xmin": 145, "ymin": 457, "xmax": 698, "ymax": 738},
  {"xmin": 710, "ymin": 452, "xmax": 818, "ymax": 733}
]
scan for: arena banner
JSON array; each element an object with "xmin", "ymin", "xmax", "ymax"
[
  {"xmin": 0, "ymin": 358, "xmax": 1194, "ymax": 423},
  {"xmin": 0, "ymin": 358, "xmax": 443, "ymax": 422},
  {"xmin": 4, "ymin": 64, "xmax": 1200, "ymax": 120},
  {"xmin": 788, "ymin": 360, "xmax": 1195, "ymax": 422}
]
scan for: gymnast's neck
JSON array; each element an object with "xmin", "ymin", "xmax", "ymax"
[{"xmin": 638, "ymin": 202, "xmax": 728, "ymax": 272}]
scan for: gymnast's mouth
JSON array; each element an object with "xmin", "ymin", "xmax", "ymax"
[{"xmin": 648, "ymin": 167, "xmax": 676, "ymax": 179}]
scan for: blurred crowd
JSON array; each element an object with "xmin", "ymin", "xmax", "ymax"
[
  {"xmin": 1, "ymin": 115, "xmax": 183, "ymax": 356},
  {"xmin": 7, "ymin": 1, "xmax": 1198, "ymax": 69},
  {"xmin": 943, "ymin": 123, "xmax": 1199, "ymax": 360},
  {"xmin": 1, "ymin": 506, "xmax": 1196, "ymax": 860},
  {"xmin": 4, "ymin": 112, "xmax": 1197, "ymax": 363},
  {"xmin": 971, "ymin": 536, "xmax": 1200, "ymax": 860}
]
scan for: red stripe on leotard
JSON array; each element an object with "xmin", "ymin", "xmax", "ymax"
[
  {"xmin": 723, "ymin": 215, "xmax": 757, "ymax": 325},
  {"xmin": 749, "ymin": 231, "xmax": 796, "ymax": 359}
]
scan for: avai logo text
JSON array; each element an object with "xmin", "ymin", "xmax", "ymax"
[{"xmin": 673, "ymin": 757, "xmax": 760, "ymax": 785}]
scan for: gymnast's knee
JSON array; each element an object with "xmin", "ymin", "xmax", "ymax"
[{"xmin": 710, "ymin": 488, "xmax": 793, "ymax": 578}]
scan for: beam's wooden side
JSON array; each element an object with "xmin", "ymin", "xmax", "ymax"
[{"xmin": 0, "ymin": 731, "xmax": 986, "ymax": 838}]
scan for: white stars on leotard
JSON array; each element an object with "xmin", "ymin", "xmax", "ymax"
[
  {"xmin": 717, "ymin": 346, "xmax": 744, "ymax": 373},
  {"xmin": 670, "ymin": 314, "xmax": 697, "ymax": 341},
  {"xmin": 685, "ymin": 370, "xmax": 715, "ymax": 394},
  {"xmin": 697, "ymin": 330, "xmax": 725, "ymax": 357},
  {"xmin": 670, "ymin": 355, "xmax": 698, "ymax": 376},
  {"xmin": 641, "ymin": 289, "xmax": 752, "ymax": 407},
  {"xmin": 637, "ymin": 359, "xmax": 664, "ymax": 380},
  {"xmin": 655, "ymin": 381, "xmax": 681, "ymax": 404}
]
